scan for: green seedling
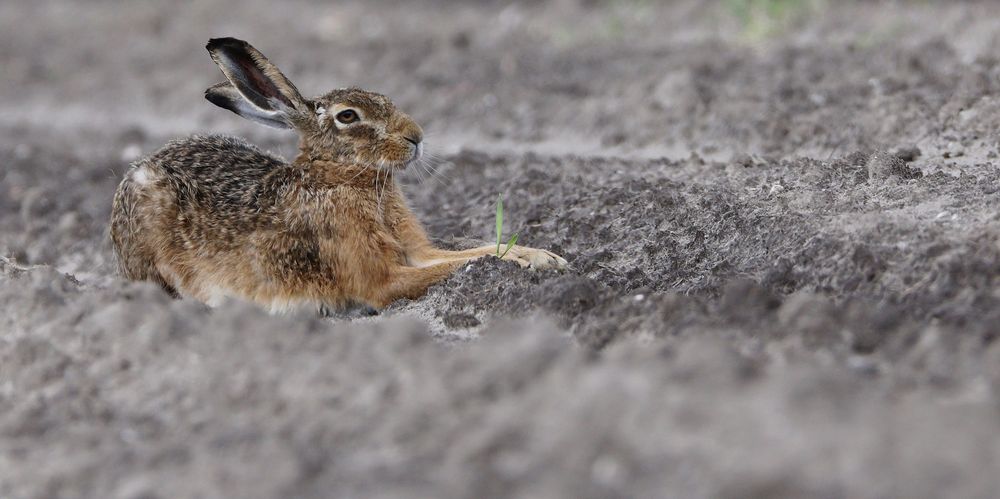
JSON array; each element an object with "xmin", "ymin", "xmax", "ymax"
[
  {"xmin": 724, "ymin": 0, "xmax": 821, "ymax": 40},
  {"xmin": 495, "ymin": 193, "xmax": 519, "ymax": 259}
]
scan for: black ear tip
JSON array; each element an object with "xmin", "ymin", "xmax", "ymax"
[{"xmin": 206, "ymin": 37, "xmax": 246, "ymax": 52}]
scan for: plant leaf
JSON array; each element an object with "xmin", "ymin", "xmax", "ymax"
[
  {"xmin": 500, "ymin": 232, "xmax": 519, "ymax": 259},
  {"xmin": 495, "ymin": 193, "xmax": 503, "ymax": 257}
]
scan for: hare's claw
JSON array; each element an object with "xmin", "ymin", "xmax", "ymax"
[
  {"xmin": 501, "ymin": 246, "xmax": 568, "ymax": 270},
  {"xmin": 319, "ymin": 302, "xmax": 379, "ymax": 318}
]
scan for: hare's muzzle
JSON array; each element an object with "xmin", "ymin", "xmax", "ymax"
[{"xmin": 404, "ymin": 135, "xmax": 423, "ymax": 167}]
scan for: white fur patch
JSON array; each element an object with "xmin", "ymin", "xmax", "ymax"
[
  {"xmin": 202, "ymin": 284, "xmax": 230, "ymax": 308},
  {"xmin": 131, "ymin": 166, "xmax": 150, "ymax": 186},
  {"xmin": 315, "ymin": 106, "xmax": 330, "ymax": 127},
  {"xmin": 266, "ymin": 297, "xmax": 308, "ymax": 315},
  {"xmin": 201, "ymin": 283, "xmax": 302, "ymax": 314}
]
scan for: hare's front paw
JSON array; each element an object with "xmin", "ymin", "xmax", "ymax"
[{"xmin": 501, "ymin": 246, "xmax": 568, "ymax": 270}]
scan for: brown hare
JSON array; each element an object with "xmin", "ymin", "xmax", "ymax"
[{"xmin": 110, "ymin": 38, "xmax": 566, "ymax": 313}]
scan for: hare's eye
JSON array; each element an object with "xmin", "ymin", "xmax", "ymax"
[{"xmin": 335, "ymin": 109, "xmax": 359, "ymax": 124}]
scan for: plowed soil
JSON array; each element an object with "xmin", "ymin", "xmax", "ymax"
[{"xmin": 2, "ymin": 1, "xmax": 999, "ymax": 498}]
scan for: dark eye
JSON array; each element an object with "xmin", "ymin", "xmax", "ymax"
[{"xmin": 335, "ymin": 109, "xmax": 359, "ymax": 124}]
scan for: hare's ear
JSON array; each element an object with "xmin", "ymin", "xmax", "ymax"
[
  {"xmin": 205, "ymin": 37, "xmax": 311, "ymax": 127},
  {"xmin": 204, "ymin": 82, "xmax": 292, "ymax": 129}
]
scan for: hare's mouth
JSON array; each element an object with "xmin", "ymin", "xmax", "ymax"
[
  {"xmin": 401, "ymin": 141, "xmax": 423, "ymax": 169},
  {"xmin": 374, "ymin": 141, "xmax": 422, "ymax": 171}
]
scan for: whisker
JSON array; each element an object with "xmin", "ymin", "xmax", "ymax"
[
  {"xmin": 422, "ymin": 153, "xmax": 451, "ymax": 172},
  {"xmin": 411, "ymin": 161, "xmax": 428, "ymax": 185},
  {"xmin": 378, "ymin": 167, "xmax": 391, "ymax": 214},
  {"xmin": 418, "ymin": 162, "xmax": 436, "ymax": 185},
  {"xmin": 422, "ymin": 161, "xmax": 451, "ymax": 182},
  {"xmin": 422, "ymin": 152, "xmax": 445, "ymax": 164},
  {"xmin": 372, "ymin": 167, "xmax": 380, "ymax": 211},
  {"xmin": 347, "ymin": 168, "xmax": 368, "ymax": 183},
  {"xmin": 348, "ymin": 159, "xmax": 382, "ymax": 183},
  {"xmin": 376, "ymin": 168, "xmax": 384, "ymax": 213},
  {"xmin": 384, "ymin": 168, "xmax": 390, "ymax": 203},
  {"xmin": 418, "ymin": 158, "xmax": 448, "ymax": 187}
]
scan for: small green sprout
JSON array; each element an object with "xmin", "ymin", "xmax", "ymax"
[
  {"xmin": 495, "ymin": 193, "xmax": 519, "ymax": 259},
  {"xmin": 724, "ymin": 0, "xmax": 821, "ymax": 40}
]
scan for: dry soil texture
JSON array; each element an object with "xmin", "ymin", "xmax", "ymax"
[{"xmin": 2, "ymin": 1, "xmax": 1000, "ymax": 498}]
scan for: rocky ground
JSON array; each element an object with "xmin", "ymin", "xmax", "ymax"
[{"xmin": 2, "ymin": 1, "xmax": 1000, "ymax": 497}]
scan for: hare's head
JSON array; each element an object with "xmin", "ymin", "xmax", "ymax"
[{"xmin": 204, "ymin": 38, "xmax": 423, "ymax": 171}]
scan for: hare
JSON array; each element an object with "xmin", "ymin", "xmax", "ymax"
[{"xmin": 110, "ymin": 37, "xmax": 566, "ymax": 313}]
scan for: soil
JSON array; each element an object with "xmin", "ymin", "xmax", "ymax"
[{"xmin": 2, "ymin": 1, "xmax": 1000, "ymax": 498}]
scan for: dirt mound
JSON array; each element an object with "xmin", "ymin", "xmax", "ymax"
[{"xmin": 3, "ymin": 1, "xmax": 1000, "ymax": 497}]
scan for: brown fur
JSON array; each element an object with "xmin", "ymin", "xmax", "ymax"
[{"xmin": 110, "ymin": 38, "xmax": 565, "ymax": 313}]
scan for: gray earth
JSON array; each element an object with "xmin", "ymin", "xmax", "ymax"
[{"xmin": 3, "ymin": 1, "xmax": 1000, "ymax": 498}]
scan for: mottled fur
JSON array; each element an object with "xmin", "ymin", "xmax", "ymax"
[{"xmin": 110, "ymin": 38, "xmax": 565, "ymax": 313}]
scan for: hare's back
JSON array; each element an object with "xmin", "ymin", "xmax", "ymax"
[
  {"xmin": 138, "ymin": 135, "xmax": 293, "ymax": 221},
  {"xmin": 121, "ymin": 134, "xmax": 303, "ymax": 258},
  {"xmin": 154, "ymin": 134, "xmax": 285, "ymax": 199}
]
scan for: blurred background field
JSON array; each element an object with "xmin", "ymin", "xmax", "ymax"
[{"xmin": 3, "ymin": 1, "xmax": 1000, "ymax": 498}]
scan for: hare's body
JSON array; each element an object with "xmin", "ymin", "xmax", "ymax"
[
  {"xmin": 113, "ymin": 135, "xmax": 329, "ymax": 310},
  {"xmin": 110, "ymin": 38, "xmax": 565, "ymax": 312}
]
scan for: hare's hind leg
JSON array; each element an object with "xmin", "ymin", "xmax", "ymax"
[
  {"xmin": 364, "ymin": 261, "xmax": 466, "ymax": 309},
  {"xmin": 110, "ymin": 175, "xmax": 179, "ymax": 297}
]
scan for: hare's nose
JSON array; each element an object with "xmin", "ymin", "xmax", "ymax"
[{"xmin": 404, "ymin": 133, "xmax": 422, "ymax": 146}]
